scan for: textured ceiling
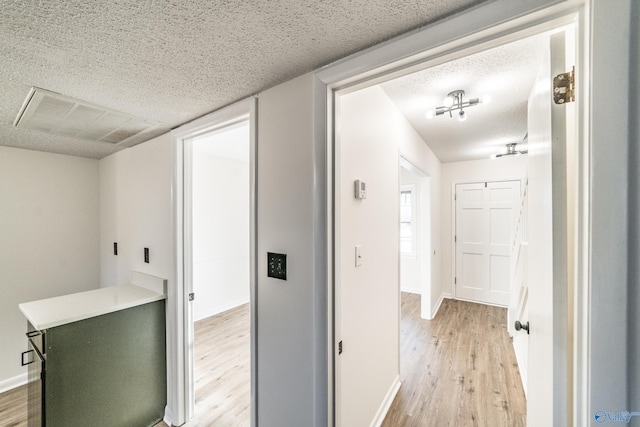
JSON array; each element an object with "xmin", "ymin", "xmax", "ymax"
[
  {"xmin": 0, "ymin": 0, "xmax": 486, "ymax": 159},
  {"xmin": 381, "ymin": 33, "xmax": 549, "ymax": 163}
]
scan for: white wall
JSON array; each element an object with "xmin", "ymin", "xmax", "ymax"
[
  {"xmin": 336, "ymin": 85, "xmax": 442, "ymax": 424},
  {"xmin": 99, "ymin": 134, "xmax": 175, "ymax": 288},
  {"xmin": 192, "ymin": 151, "xmax": 250, "ymax": 321},
  {"xmin": 396, "ymin": 107, "xmax": 442, "ymax": 318},
  {"xmin": 0, "ymin": 146, "xmax": 100, "ymax": 391},
  {"xmin": 338, "ymin": 85, "xmax": 401, "ymax": 426},
  {"xmin": 99, "ymin": 133, "xmax": 177, "ymax": 416},
  {"xmin": 440, "ymin": 156, "xmax": 527, "ymax": 297},
  {"xmin": 256, "ymin": 73, "xmax": 327, "ymax": 426}
]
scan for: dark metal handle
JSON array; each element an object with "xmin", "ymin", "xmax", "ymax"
[
  {"xmin": 515, "ymin": 320, "xmax": 530, "ymax": 334},
  {"xmin": 21, "ymin": 350, "xmax": 34, "ymax": 366},
  {"xmin": 26, "ymin": 331, "xmax": 41, "ymax": 338}
]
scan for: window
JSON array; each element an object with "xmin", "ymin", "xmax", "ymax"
[{"xmin": 400, "ymin": 185, "xmax": 416, "ymax": 257}]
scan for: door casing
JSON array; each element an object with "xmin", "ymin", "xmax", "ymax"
[{"xmin": 320, "ymin": 2, "xmax": 586, "ymax": 426}]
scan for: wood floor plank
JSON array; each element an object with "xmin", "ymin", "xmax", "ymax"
[
  {"xmin": 381, "ymin": 293, "xmax": 526, "ymax": 427},
  {"xmin": 0, "ymin": 385, "xmax": 27, "ymax": 427}
]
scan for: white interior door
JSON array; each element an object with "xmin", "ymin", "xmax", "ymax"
[
  {"xmin": 524, "ymin": 29, "xmax": 571, "ymax": 426},
  {"xmin": 455, "ymin": 180, "xmax": 520, "ymax": 306}
]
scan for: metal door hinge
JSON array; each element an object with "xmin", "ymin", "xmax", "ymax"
[
  {"xmin": 338, "ymin": 341, "xmax": 343, "ymax": 355},
  {"xmin": 455, "ymin": 277, "xmax": 457, "ymax": 285},
  {"xmin": 553, "ymin": 66, "xmax": 575, "ymax": 104},
  {"xmin": 188, "ymin": 293, "xmax": 195, "ymax": 301}
]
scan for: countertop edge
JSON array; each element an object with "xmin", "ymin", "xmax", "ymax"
[{"xmin": 19, "ymin": 285, "xmax": 167, "ymax": 331}]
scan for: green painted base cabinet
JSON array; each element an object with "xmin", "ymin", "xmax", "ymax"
[{"xmin": 39, "ymin": 300, "xmax": 166, "ymax": 427}]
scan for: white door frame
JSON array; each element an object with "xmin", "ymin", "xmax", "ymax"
[
  {"xmin": 318, "ymin": 1, "xmax": 588, "ymax": 425},
  {"xmin": 400, "ymin": 157, "xmax": 432, "ymax": 320},
  {"xmin": 171, "ymin": 97, "xmax": 258, "ymax": 426}
]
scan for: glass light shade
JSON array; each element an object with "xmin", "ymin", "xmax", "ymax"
[{"xmin": 443, "ymin": 96, "xmax": 454, "ymax": 108}]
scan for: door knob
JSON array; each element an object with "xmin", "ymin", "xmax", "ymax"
[{"xmin": 515, "ymin": 320, "xmax": 530, "ymax": 334}]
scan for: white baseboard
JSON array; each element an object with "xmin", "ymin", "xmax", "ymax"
[
  {"xmin": 0, "ymin": 373, "xmax": 27, "ymax": 393},
  {"xmin": 431, "ymin": 293, "xmax": 450, "ymax": 318},
  {"xmin": 163, "ymin": 406, "xmax": 174, "ymax": 427},
  {"xmin": 370, "ymin": 375, "xmax": 401, "ymax": 427},
  {"xmin": 400, "ymin": 287, "xmax": 421, "ymax": 294},
  {"xmin": 194, "ymin": 297, "xmax": 249, "ymax": 322},
  {"xmin": 454, "ymin": 296, "xmax": 508, "ymax": 309}
]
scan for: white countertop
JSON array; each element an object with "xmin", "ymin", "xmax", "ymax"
[{"xmin": 19, "ymin": 285, "xmax": 166, "ymax": 330}]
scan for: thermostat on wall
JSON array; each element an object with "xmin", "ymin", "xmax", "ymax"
[{"xmin": 354, "ymin": 180, "xmax": 367, "ymax": 199}]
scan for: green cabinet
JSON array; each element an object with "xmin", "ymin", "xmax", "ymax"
[{"xmin": 41, "ymin": 300, "xmax": 166, "ymax": 427}]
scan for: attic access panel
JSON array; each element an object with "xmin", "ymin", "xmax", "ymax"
[{"xmin": 14, "ymin": 88, "xmax": 159, "ymax": 145}]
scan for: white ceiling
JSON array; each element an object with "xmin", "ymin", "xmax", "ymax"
[
  {"xmin": 0, "ymin": 0, "xmax": 488, "ymax": 159},
  {"xmin": 380, "ymin": 33, "xmax": 550, "ymax": 163}
]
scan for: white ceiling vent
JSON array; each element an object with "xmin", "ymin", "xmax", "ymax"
[{"xmin": 14, "ymin": 88, "xmax": 159, "ymax": 144}]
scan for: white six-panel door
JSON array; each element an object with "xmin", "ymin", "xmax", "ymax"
[{"xmin": 455, "ymin": 180, "xmax": 521, "ymax": 306}]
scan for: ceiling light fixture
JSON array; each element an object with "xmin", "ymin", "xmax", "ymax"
[
  {"xmin": 491, "ymin": 142, "xmax": 528, "ymax": 159},
  {"xmin": 426, "ymin": 90, "xmax": 490, "ymax": 121}
]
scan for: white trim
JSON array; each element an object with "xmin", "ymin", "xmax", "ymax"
[
  {"xmin": 574, "ymin": 4, "xmax": 589, "ymax": 426},
  {"xmin": 170, "ymin": 96, "xmax": 258, "ymax": 427},
  {"xmin": 320, "ymin": 2, "xmax": 587, "ymax": 425},
  {"xmin": 0, "ymin": 373, "xmax": 27, "ymax": 394},
  {"xmin": 369, "ymin": 375, "xmax": 401, "ymax": 427},
  {"xmin": 454, "ymin": 296, "xmax": 509, "ymax": 309},
  {"xmin": 400, "ymin": 287, "xmax": 421, "ymax": 295},
  {"xmin": 432, "ymin": 294, "xmax": 450, "ymax": 319}
]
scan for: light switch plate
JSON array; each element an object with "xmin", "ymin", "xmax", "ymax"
[
  {"xmin": 355, "ymin": 245, "xmax": 363, "ymax": 267},
  {"xmin": 354, "ymin": 180, "xmax": 366, "ymax": 199},
  {"xmin": 267, "ymin": 252, "xmax": 287, "ymax": 280}
]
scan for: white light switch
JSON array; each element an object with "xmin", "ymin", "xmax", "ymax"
[{"xmin": 355, "ymin": 245, "xmax": 363, "ymax": 267}]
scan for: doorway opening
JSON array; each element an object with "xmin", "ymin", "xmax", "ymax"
[
  {"xmin": 172, "ymin": 97, "xmax": 257, "ymax": 427},
  {"xmin": 400, "ymin": 158, "xmax": 433, "ymax": 320},
  {"xmin": 188, "ymin": 120, "xmax": 251, "ymax": 425},
  {"xmin": 331, "ymin": 16, "xmax": 577, "ymax": 427}
]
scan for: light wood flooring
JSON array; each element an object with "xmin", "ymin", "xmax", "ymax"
[
  {"xmin": 0, "ymin": 384, "xmax": 27, "ymax": 427},
  {"xmin": 0, "ymin": 296, "xmax": 524, "ymax": 427},
  {"xmin": 381, "ymin": 293, "xmax": 526, "ymax": 427},
  {"xmin": 156, "ymin": 303, "xmax": 251, "ymax": 427}
]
